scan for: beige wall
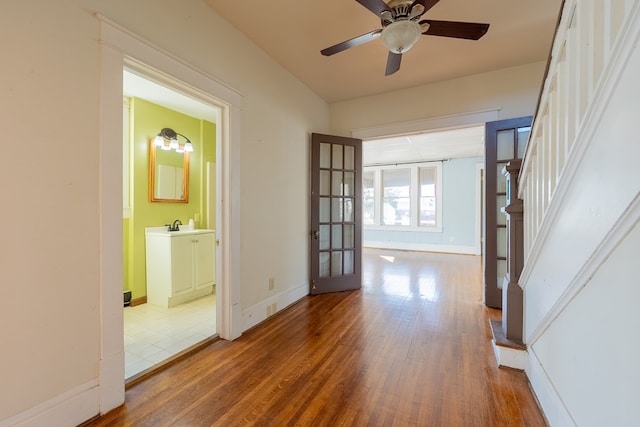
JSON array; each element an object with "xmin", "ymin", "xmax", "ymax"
[
  {"xmin": 0, "ymin": 0, "xmax": 328, "ymax": 424},
  {"xmin": 329, "ymin": 61, "xmax": 546, "ymax": 137},
  {"xmin": 0, "ymin": 1, "xmax": 101, "ymax": 422}
]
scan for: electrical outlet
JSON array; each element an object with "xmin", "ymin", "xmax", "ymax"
[{"xmin": 268, "ymin": 277, "xmax": 275, "ymax": 290}]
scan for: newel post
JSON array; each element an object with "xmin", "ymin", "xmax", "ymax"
[{"xmin": 501, "ymin": 160, "xmax": 524, "ymax": 343}]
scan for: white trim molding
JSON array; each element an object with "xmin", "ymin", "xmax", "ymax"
[
  {"xmin": 491, "ymin": 342, "xmax": 528, "ymax": 371},
  {"xmin": 0, "ymin": 381, "xmax": 99, "ymax": 427},
  {"xmin": 242, "ymin": 282, "xmax": 309, "ymax": 332},
  {"xmin": 351, "ymin": 109, "xmax": 499, "ymax": 140},
  {"xmin": 97, "ymin": 13, "xmax": 244, "ymax": 418},
  {"xmin": 364, "ymin": 241, "xmax": 478, "ymax": 255}
]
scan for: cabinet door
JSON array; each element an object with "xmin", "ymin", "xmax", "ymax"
[
  {"xmin": 194, "ymin": 232, "xmax": 215, "ymax": 290},
  {"xmin": 171, "ymin": 235, "xmax": 194, "ymax": 295}
]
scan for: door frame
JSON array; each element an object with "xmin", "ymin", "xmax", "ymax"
[{"xmin": 98, "ymin": 16, "xmax": 243, "ymax": 413}]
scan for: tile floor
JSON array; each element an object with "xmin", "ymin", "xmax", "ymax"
[{"xmin": 124, "ymin": 292, "xmax": 216, "ymax": 379}]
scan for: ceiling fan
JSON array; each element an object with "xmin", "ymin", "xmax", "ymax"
[{"xmin": 320, "ymin": 0, "xmax": 490, "ymax": 75}]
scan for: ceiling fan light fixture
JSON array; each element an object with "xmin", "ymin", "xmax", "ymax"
[{"xmin": 381, "ymin": 20, "xmax": 422, "ymax": 54}]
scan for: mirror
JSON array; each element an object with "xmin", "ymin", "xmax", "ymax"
[{"xmin": 149, "ymin": 140, "xmax": 189, "ymax": 203}]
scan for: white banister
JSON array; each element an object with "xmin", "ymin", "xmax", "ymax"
[{"xmin": 518, "ymin": 0, "xmax": 636, "ymax": 267}]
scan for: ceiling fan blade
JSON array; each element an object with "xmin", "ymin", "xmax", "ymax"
[
  {"xmin": 420, "ymin": 20, "xmax": 490, "ymax": 40},
  {"xmin": 356, "ymin": 0, "xmax": 392, "ymax": 17},
  {"xmin": 321, "ymin": 29, "xmax": 382, "ymax": 56},
  {"xmin": 410, "ymin": 0, "xmax": 439, "ymax": 18},
  {"xmin": 385, "ymin": 52, "xmax": 402, "ymax": 76}
]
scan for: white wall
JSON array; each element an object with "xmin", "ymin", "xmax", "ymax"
[
  {"xmin": 329, "ymin": 61, "xmax": 547, "ymax": 137},
  {"xmin": 0, "ymin": 0, "xmax": 328, "ymax": 425}
]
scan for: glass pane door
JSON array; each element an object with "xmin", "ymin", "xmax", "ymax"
[{"xmin": 311, "ymin": 134, "xmax": 362, "ymax": 294}]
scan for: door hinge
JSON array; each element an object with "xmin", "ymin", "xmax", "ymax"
[{"xmin": 312, "ymin": 280, "xmax": 316, "ymax": 290}]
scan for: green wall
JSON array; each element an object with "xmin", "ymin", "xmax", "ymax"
[{"xmin": 123, "ymin": 97, "xmax": 216, "ymax": 299}]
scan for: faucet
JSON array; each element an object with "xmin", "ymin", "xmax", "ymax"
[{"xmin": 166, "ymin": 219, "xmax": 182, "ymax": 232}]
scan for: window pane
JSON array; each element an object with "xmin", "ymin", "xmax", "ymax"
[
  {"xmin": 517, "ymin": 126, "xmax": 531, "ymax": 158},
  {"xmin": 332, "ymin": 225, "xmax": 342, "ymax": 249},
  {"xmin": 497, "ymin": 195, "xmax": 507, "ymax": 226},
  {"xmin": 331, "ymin": 251, "xmax": 343, "ymax": 276},
  {"xmin": 363, "ymin": 171, "xmax": 375, "ymax": 225},
  {"xmin": 383, "ymin": 169, "xmax": 410, "ymax": 197},
  {"xmin": 320, "ymin": 197, "xmax": 330, "ymax": 223},
  {"xmin": 332, "ymin": 144, "xmax": 343, "ymax": 169},
  {"xmin": 383, "ymin": 169, "xmax": 410, "ymax": 225},
  {"xmin": 419, "ymin": 167, "xmax": 437, "ymax": 226},
  {"xmin": 344, "ymin": 225, "xmax": 354, "ymax": 248},
  {"xmin": 344, "ymin": 146, "xmax": 354, "ymax": 170},
  {"xmin": 497, "ymin": 164, "xmax": 507, "ymax": 193},
  {"xmin": 332, "ymin": 171, "xmax": 343, "ymax": 196},
  {"xmin": 497, "ymin": 259, "xmax": 507, "ymax": 289},
  {"xmin": 319, "ymin": 225, "xmax": 330, "ymax": 250},
  {"xmin": 319, "ymin": 252, "xmax": 330, "ymax": 277},
  {"xmin": 320, "ymin": 170, "xmax": 330, "ymax": 195},
  {"xmin": 344, "ymin": 198, "xmax": 354, "ymax": 222},
  {"xmin": 344, "ymin": 250, "xmax": 354, "ymax": 275},
  {"xmin": 497, "ymin": 226, "xmax": 507, "ymax": 258},
  {"xmin": 320, "ymin": 143, "xmax": 331, "ymax": 169},
  {"xmin": 344, "ymin": 172, "xmax": 354, "ymax": 196},
  {"xmin": 332, "ymin": 197, "xmax": 343, "ymax": 222},
  {"xmin": 497, "ymin": 129, "xmax": 515, "ymax": 161}
]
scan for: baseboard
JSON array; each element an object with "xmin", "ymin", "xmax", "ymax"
[
  {"xmin": 364, "ymin": 241, "xmax": 477, "ymax": 255},
  {"xmin": 0, "ymin": 380, "xmax": 99, "ymax": 427},
  {"xmin": 527, "ymin": 347, "xmax": 575, "ymax": 427},
  {"xmin": 130, "ymin": 296, "xmax": 147, "ymax": 307},
  {"xmin": 491, "ymin": 341, "xmax": 528, "ymax": 371},
  {"xmin": 489, "ymin": 319, "xmax": 528, "ymax": 370},
  {"xmin": 242, "ymin": 281, "xmax": 309, "ymax": 332}
]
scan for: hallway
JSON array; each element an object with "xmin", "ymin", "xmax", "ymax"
[{"xmin": 89, "ymin": 249, "xmax": 546, "ymax": 426}]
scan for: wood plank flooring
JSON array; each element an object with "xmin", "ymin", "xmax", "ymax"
[{"xmin": 88, "ymin": 249, "xmax": 547, "ymax": 426}]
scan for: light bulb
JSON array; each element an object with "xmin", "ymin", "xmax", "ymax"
[{"xmin": 381, "ymin": 20, "xmax": 422, "ymax": 54}]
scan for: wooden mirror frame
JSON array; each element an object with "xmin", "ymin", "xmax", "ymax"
[{"xmin": 149, "ymin": 139, "xmax": 190, "ymax": 203}]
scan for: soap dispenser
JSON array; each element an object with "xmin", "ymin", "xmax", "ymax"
[{"xmin": 188, "ymin": 218, "xmax": 195, "ymax": 230}]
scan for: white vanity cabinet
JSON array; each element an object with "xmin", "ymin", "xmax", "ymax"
[{"xmin": 145, "ymin": 228, "xmax": 215, "ymax": 308}]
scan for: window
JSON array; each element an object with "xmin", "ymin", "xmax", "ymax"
[
  {"xmin": 363, "ymin": 162, "xmax": 442, "ymax": 230},
  {"xmin": 419, "ymin": 167, "xmax": 437, "ymax": 226},
  {"xmin": 363, "ymin": 171, "xmax": 375, "ymax": 225},
  {"xmin": 383, "ymin": 169, "xmax": 411, "ymax": 225}
]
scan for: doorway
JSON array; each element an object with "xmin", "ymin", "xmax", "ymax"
[
  {"xmin": 122, "ymin": 69, "xmax": 221, "ymax": 379},
  {"xmin": 99, "ymin": 17, "xmax": 243, "ymax": 411}
]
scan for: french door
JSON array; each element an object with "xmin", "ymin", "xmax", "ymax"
[
  {"xmin": 484, "ymin": 117, "xmax": 532, "ymax": 308},
  {"xmin": 310, "ymin": 133, "xmax": 362, "ymax": 294}
]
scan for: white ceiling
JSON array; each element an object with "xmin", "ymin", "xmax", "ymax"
[
  {"xmin": 363, "ymin": 125, "xmax": 484, "ymax": 165},
  {"xmin": 123, "ymin": 70, "xmax": 219, "ymax": 122},
  {"xmin": 205, "ymin": 0, "xmax": 563, "ymax": 103}
]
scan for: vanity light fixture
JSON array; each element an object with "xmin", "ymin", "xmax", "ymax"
[{"xmin": 153, "ymin": 128, "xmax": 194, "ymax": 153}]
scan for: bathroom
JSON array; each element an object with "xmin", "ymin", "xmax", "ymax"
[{"xmin": 122, "ymin": 71, "xmax": 219, "ymax": 379}]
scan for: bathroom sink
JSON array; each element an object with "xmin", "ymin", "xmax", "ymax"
[
  {"xmin": 145, "ymin": 227, "xmax": 214, "ymax": 236},
  {"xmin": 169, "ymin": 228, "xmax": 209, "ymax": 234}
]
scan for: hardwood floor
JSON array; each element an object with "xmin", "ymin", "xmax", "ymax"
[{"xmin": 88, "ymin": 249, "xmax": 547, "ymax": 426}]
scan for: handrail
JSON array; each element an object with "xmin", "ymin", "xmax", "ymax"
[{"xmin": 518, "ymin": 0, "xmax": 637, "ymax": 265}]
